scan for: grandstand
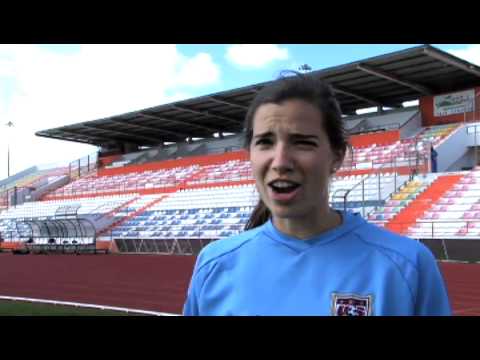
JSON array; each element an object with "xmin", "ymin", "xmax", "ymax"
[
  {"xmin": 0, "ymin": 44, "xmax": 479, "ymax": 260},
  {"xmin": 2, "ymin": 44, "xmax": 480, "ymax": 314}
]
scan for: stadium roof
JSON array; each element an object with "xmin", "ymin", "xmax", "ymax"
[{"xmin": 36, "ymin": 45, "xmax": 480, "ymax": 148}]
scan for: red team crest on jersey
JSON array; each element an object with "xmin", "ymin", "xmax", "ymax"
[{"xmin": 331, "ymin": 293, "xmax": 373, "ymax": 316}]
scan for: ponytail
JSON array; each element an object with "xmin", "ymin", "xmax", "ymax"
[{"xmin": 244, "ymin": 199, "xmax": 271, "ymax": 230}]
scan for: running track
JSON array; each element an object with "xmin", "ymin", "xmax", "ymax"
[{"xmin": 0, "ymin": 253, "xmax": 478, "ymax": 315}]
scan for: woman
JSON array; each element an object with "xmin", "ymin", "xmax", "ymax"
[{"xmin": 183, "ymin": 72, "xmax": 451, "ymax": 316}]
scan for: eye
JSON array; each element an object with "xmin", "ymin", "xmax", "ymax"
[
  {"xmin": 295, "ymin": 140, "xmax": 317, "ymax": 147},
  {"xmin": 255, "ymin": 138, "xmax": 273, "ymax": 146}
]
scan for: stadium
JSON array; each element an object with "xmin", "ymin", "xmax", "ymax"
[{"xmin": 1, "ymin": 44, "xmax": 480, "ymax": 315}]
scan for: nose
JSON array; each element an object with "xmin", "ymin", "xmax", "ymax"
[{"xmin": 271, "ymin": 142, "xmax": 293, "ymax": 174}]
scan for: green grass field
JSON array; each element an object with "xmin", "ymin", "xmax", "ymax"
[{"xmin": 0, "ymin": 300, "xmax": 147, "ymax": 316}]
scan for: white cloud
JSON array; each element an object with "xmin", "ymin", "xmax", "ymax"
[
  {"xmin": 447, "ymin": 44, "xmax": 480, "ymax": 66},
  {"xmin": 0, "ymin": 44, "xmax": 221, "ymax": 180},
  {"xmin": 163, "ymin": 91, "xmax": 193, "ymax": 103},
  {"xmin": 226, "ymin": 44, "xmax": 289, "ymax": 68},
  {"xmin": 287, "ymin": 61, "xmax": 303, "ymax": 72},
  {"xmin": 176, "ymin": 53, "xmax": 220, "ymax": 87},
  {"xmin": 0, "ymin": 52, "xmax": 16, "ymax": 77}
]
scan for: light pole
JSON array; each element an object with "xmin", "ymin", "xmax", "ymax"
[{"xmin": 5, "ymin": 121, "xmax": 14, "ymax": 178}]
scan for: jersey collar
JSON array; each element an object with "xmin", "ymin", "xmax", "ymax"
[{"xmin": 262, "ymin": 211, "xmax": 366, "ymax": 251}]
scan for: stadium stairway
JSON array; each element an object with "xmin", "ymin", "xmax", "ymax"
[
  {"xmin": 94, "ymin": 196, "xmax": 140, "ymax": 222},
  {"xmin": 94, "ymin": 196, "xmax": 142, "ymax": 238},
  {"xmin": 368, "ymin": 176, "xmax": 432, "ymax": 226},
  {"xmin": 183, "ymin": 167, "xmax": 209, "ymax": 186},
  {"xmin": 386, "ymin": 174, "xmax": 464, "ymax": 235},
  {"xmin": 96, "ymin": 195, "xmax": 168, "ymax": 239}
]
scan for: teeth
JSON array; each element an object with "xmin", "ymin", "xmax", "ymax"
[{"xmin": 271, "ymin": 181, "xmax": 297, "ymax": 188}]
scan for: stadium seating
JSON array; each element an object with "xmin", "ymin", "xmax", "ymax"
[
  {"xmin": 0, "ymin": 194, "xmax": 137, "ymax": 220},
  {"xmin": 406, "ymin": 171, "xmax": 480, "ymax": 239},
  {"xmin": 186, "ymin": 160, "xmax": 252, "ymax": 185},
  {"xmin": 339, "ymin": 123, "xmax": 459, "ymax": 173},
  {"xmin": 44, "ymin": 165, "xmax": 201, "ymax": 199},
  {"xmin": 44, "ymin": 158, "xmax": 255, "ymax": 200},
  {"xmin": 368, "ymin": 174, "xmax": 439, "ymax": 226},
  {"xmin": 0, "ymin": 121, "xmax": 474, "ymax": 248},
  {"xmin": 38, "ymin": 123, "xmax": 460, "ymax": 204},
  {"xmin": 0, "ymin": 194, "xmax": 138, "ymax": 242},
  {"xmin": 110, "ymin": 184, "xmax": 258, "ymax": 239},
  {"xmin": 329, "ymin": 173, "xmax": 409, "ymax": 216}
]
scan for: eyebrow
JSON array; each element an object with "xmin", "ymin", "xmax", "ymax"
[
  {"xmin": 290, "ymin": 134, "xmax": 319, "ymax": 141},
  {"xmin": 253, "ymin": 131, "xmax": 274, "ymax": 139},
  {"xmin": 253, "ymin": 132, "xmax": 320, "ymax": 140}
]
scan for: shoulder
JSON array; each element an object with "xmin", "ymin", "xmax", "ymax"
[
  {"xmin": 352, "ymin": 219, "xmax": 436, "ymax": 269},
  {"xmin": 194, "ymin": 225, "xmax": 265, "ymax": 274}
]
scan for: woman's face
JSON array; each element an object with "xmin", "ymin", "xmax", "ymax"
[{"xmin": 249, "ymin": 99, "xmax": 341, "ymax": 222}]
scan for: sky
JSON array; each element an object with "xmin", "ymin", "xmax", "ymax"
[{"xmin": 0, "ymin": 44, "xmax": 478, "ymax": 180}]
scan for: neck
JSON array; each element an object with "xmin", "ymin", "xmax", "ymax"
[{"xmin": 273, "ymin": 207, "xmax": 342, "ymax": 240}]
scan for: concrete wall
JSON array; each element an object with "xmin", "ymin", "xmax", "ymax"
[
  {"xmin": 152, "ymin": 135, "xmax": 244, "ymax": 160},
  {"xmin": 27, "ymin": 175, "xmax": 70, "ymax": 202},
  {"xmin": 365, "ymin": 108, "xmax": 418, "ymax": 129},
  {"xmin": 205, "ymin": 134, "xmax": 244, "ymax": 153},
  {"xmin": 344, "ymin": 117, "xmax": 367, "ymax": 131},
  {"xmin": 344, "ymin": 108, "xmax": 419, "ymax": 132},
  {"xmin": 0, "ymin": 166, "xmax": 37, "ymax": 188},
  {"xmin": 123, "ymin": 150, "xmax": 147, "ymax": 162},
  {"xmin": 435, "ymin": 124, "xmax": 469, "ymax": 172},
  {"xmin": 400, "ymin": 110, "xmax": 423, "ymax": 139},
  {"xmin": 446, "ymin": 148, "xmax": 475, "ymax": 171},
  {"xmin": 465, "ymin": 123, "xmax": 480, "ymax": 146}
]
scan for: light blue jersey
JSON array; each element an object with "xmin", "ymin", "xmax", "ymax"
[{"xmin": 183, "ymin": 211, "xmax": 451, "ymax": 316}]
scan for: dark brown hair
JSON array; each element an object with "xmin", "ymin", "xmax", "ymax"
[{"xmin": 244, "ymin": 71, "xmax": 348, "ymax": 230}]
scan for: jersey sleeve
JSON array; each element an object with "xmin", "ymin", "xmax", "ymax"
[
  {"xmin": 183, "ymin": 255, "xmax": 204, "ymax": 316},
  {"xmin": 414, "ymin": 245, "xmax": 452, "ymax": 316}
]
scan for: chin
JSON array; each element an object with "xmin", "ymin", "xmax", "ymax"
[{"xmin": 270, "ymin": 205, "xmax": 307, "ymax": 220}]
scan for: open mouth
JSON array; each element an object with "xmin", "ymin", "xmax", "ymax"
[{"xmin": 268, "ymin": 180, "xmax": 301, "ymax": 194}]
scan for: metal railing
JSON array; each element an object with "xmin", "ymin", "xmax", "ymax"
[
  {"xmin": 384, "ymin": 219, "xmax": 480, "ymax": 239},
  {"xmin": 375, "ymin": 219, "xmax": 480, "ymax": 263},
  {"xmin": 113, "ymin": 237, "xmax": 216, "ymax": 256},
  {"xmin": 68, "ymin": 152, "xmax": 98, "ymax": 180},
  {"xmin": 332, "ymin": 148, "xmax": 427, "ymax": 217},
  {"xmin": 339, "ymin": 148, "xmax": 430, "ymax": 175}
]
